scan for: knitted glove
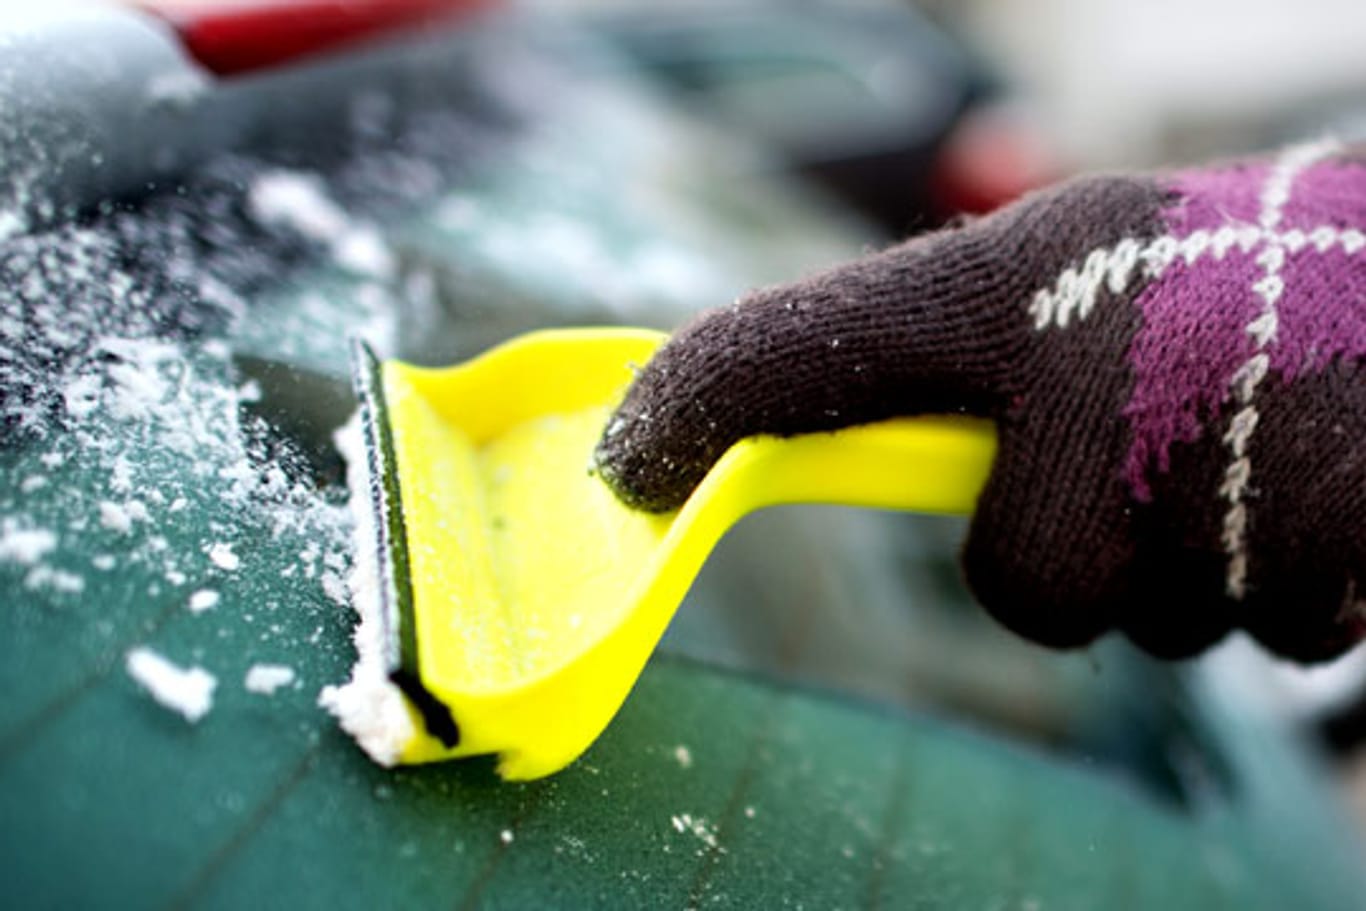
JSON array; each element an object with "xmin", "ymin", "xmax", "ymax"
[{"xmin": 594, "ymin": 141, "xmax": 1366, "ymax": 663}]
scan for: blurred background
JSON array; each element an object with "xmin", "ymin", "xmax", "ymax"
[
  {"xmin": 4, "ymin": 0, "xmax": 1366, "ymax": 905},
  {"xmin": 463, "ymin": 0, "xmax": 1366, "ymax": 821}
]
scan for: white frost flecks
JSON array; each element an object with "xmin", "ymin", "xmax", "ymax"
[
  {"xmin": 98, "ymin": 337, "xmax": 180, "ymax": 423},
  {"xmin": 236, "ymin": 378, "xmax": 262, "ymax": 404},
  {"xmin": 668, "ymin": 814, "xmax": 721, "ymax": 851},
  {"xmin": 145, "ymin": 70, "xmax": 206, "ymax": 110},
  {"xmin": 249, "ymin": 170, "xmax": 351, "ymax": 243},
  {"xmin": 63, "ymin": 373, "xmax": 103, "ymax": 420},
  {"xmin": 109, "ymin": 455, "xmax": 134, "ymax": 494},
  {"xmin": 247, "ymin": 169, "xmax": 394, "ymax": 279},
  {"xmin": 125, "ymin": 646, "xmax": 217, "ymax": 722},
  {"xmin": 25, "ymin": 565, "xmax": 85, "ymax": 594},
  {"xmin": 207, "ymin": 542, "xmax": 240, "ymax": 571},
  {"xmin": 244, "ymin": 663, "xmax": 296, "ymax": 695},
  {"xmin": 57, "ymin": 337, "xmax": 244, "ymax": 468},
  {"xmin": 317, "ymin": 414, "xmax": 415, "ymax": 767},
  {"xmin": 3, "ymin": 519, "xmax": 81, "ymax": 592},
  {"xmin": 466, "ymin": 212, "xmax": 717, "ymax": 317},
  {"xmin": 2, "ymin": 164, "xmax": 358, "ymax": 663},
  {"xmin": 333, "ymin": 226, "xmax": 395, "ymax": 279},
  {"xmin": 0, "ymin": 209, "xmax": 26, "ymax": 243},
  {"xmin": 0, "ymin": 522, "xmax": 57, "ymax": 565},
  {"xmin": 197, "ymin": 275, "xmax": 248, "ymax": 320},
  {"xmin": 99, "ymin": 500, "xmax": 147, "ymax": 535},
  {"xmin": 187, "ymin": 589, "xmax": 220, "ymax": 614},
  {"xmin": 320, "ymin": 569, "xmax": 349, "ymax": 608}
]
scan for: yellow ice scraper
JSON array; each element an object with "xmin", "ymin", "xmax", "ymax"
[{"xmin": 332, "ymin": 329, "xmax": 995, "ymax": 780}]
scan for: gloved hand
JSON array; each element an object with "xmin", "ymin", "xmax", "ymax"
[{"xmin": 594, "ymin": 141, "xmax": 1366, "ymax": 663}]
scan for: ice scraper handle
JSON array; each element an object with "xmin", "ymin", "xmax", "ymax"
[{"xmin": 595, "ymin": 142, "xmax": 1366, "ymax": 663}]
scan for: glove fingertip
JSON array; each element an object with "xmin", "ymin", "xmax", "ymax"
[
  {"xmin": 592, "ymin": 384, "xmax": 720, "ymax": 513},
  {"xmin": 593, "ymin": 316, "xmax": 747, "ymax": 512},
  {"xmin": 591, "ymin": 433, "xmax": 697, "ymax": 513}
]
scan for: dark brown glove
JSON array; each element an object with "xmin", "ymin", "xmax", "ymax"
[{"xmin": 594, "ymin": 142, "xmax": 1366, "ymax": 663}]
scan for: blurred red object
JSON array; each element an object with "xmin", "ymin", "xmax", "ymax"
[
  {"xmin": 139, "ymin": 0, "xmax": 497, "ymax": 76},
  {"xmin": 931, "ymin": 104, "xmax": 1064, "ymax": 216}
]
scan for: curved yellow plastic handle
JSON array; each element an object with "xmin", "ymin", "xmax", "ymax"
[{"xmin": 379, "ymin": 328, "xmax": 996, "ymax": 778}]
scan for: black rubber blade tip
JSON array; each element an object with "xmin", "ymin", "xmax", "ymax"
[
  {"xmin": 349, "ymin": 339, "xmax": 411, "ymax": 674},
  {"xmin": 347, "ymin": 340, "xmax": 460, "ymax": 748}
]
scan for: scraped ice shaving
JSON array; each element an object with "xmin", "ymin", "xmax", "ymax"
[
  {"xmin": 244, "ymin": 663, "xmax": 296, "ymax": 695},
  {"xmin": 125, "ymin": 646, "xmax": 217, "ymax": 722},
  {"xmin": 317, "ymin": 413, "xmax": 415, "ymax": 766},
  {"xmin": 187, "ymin": 589, "xmax": 220, "ymax": 613}
]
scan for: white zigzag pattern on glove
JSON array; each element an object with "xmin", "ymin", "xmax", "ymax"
[
  {"xmin": 1025, "ymin": 139, "xmax": 1363, "ymax": 600},
  {"xmin": 1029, "ymin": 226, "xmax": 1363, "ymax": 333}
]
